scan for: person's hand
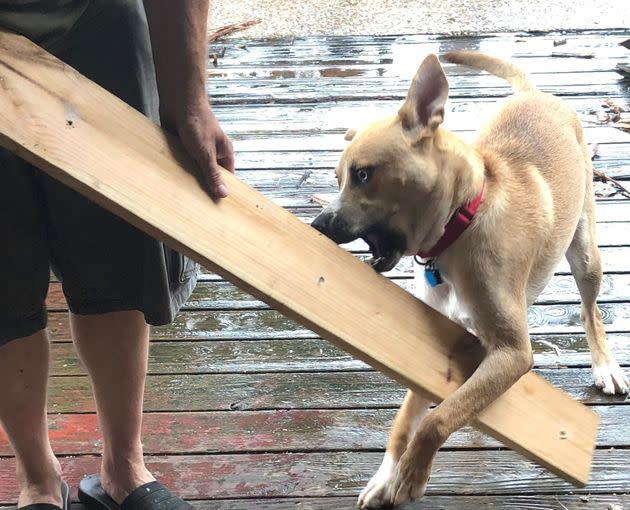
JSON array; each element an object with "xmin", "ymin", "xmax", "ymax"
[{"xmin": 172, "ymin": 99, "xmax": 235, "ymax": 200}]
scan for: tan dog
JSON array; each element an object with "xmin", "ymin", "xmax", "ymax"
[{"xmin": 311, "ymin": 51, "xmax": 629, "ymax": 508}]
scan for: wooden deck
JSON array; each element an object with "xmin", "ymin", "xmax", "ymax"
[{"xmin": 2, "ymin": 29, "xmax": 630, "ymax": 509}]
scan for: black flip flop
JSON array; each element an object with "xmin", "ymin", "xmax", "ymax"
[
  {"xmin": 78, "ymin": 474, "xmax": 192, "ymax": 510},
  {"xmin": 18, "ymin": 480, "xmax": 70, "ymax": 510}
]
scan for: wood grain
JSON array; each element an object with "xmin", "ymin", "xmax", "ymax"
[
  {"xmin": 44, "ymin": 333, "xmax": 630, "ymax": 376},
  {"xmin": 44, "ymin": 272, "xmax": 630, "ymax": 313},
  {"xmin": 42, "ymin": 300, "xmax": 630, "ymax": 342},
  {"xmin": 0, "ymin": 405, "xmax": 626, "ymax": 456},
  {"xmin": 3, "ymin": 495, "xmax": 629, "ymax": 510},
  {"xmin": 1, "ymin": 449, "xmax": 629, "ymax": 503},
  {"xmin": 43, "ymin": 369, "xmax": 628, "ymax": 414}
]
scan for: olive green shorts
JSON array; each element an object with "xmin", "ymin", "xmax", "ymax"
[{"xmin": 0, "ymin": 0, "xmax": 198, "ymax": 345}]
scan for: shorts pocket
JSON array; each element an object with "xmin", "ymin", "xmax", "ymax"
[{"xmin": 163, "ymin": 246, "xmax": 197, "ymax": 285}]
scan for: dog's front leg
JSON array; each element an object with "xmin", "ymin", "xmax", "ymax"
[
  {"xmin": 390, "ymin": 319, "xmax": 533, "ymax": 507},
  {"xmin": 358, "ymin": 390, "xmax": 431, "ymax": 509}
]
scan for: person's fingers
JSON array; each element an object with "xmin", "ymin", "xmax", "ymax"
[
  {"xmin": 217, "ymin": 136, "xmax": 235, "ymax": 174},
  {"xmin": 177, "ymin": 115, "xmax": 232, "ymax": 199},
  {"xmin": 202, "ymin": 147, "xmax": 229, "ymax": 199}
]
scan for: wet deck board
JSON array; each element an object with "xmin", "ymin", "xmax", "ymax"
[
  {"xmin": 2, "ymin": 29, "xmax": 630, "ymax": 508},
  {"xmin": 42, "ymin": 300, "xmax": 630, "ymax": 340},
  {"xmin": 2, "ymin": 450, "xmax": 630, "ymax": 501},
  {"xmin": 1, "ymin": 405, "xmax": 628, "ymax": 456},
  {"xmin": 38, "ymin": 369, "xmax": 629, "ymax": 415}
]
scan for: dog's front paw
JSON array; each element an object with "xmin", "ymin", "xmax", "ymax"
[
  {"xmin": 389, "ymin": 453, "xmax": 428, "ymax": 507},
  {"xmin": 358, "ymin": 454, "xmax": 397, "ymax": 509},
  {"xmin": 593, "ymin": 358, "xmax": 629, "ymax": 395}
]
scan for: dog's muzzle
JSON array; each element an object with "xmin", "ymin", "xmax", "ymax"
[{"xmin": 312, "ymin": 210, "xmax": 406, "ymax": 273}]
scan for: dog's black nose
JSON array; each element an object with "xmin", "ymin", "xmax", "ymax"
[
  {"xmin": 311, "ymin": 210, "xmax": 356, "ymax": 245},
  {"xmin": 311, "ymin": 210, "xmax": 333, "ymax": 235}
]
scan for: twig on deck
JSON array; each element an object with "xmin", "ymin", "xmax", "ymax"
[
  {"xmin": 538, "ymin": 340, "xmax": 561, "ymax": 357},
  {"xmin": 551, "ymin": 51, "xmax": 594, "ymax": 59},
  {"xmin": 207, "ymin": 19, "xmax": 261, "ymax": 66},
  {"xmin": 208, "ymin": 19, "xmax": 261, "ymax": 43},
  {"xmin": 554, "ymin": 498, "xmax": 569, "ymax": 510},
  {"xmin": 311, "ymin": 193, "xmax": 333, "ymax": 207},
  {"xmin": 593, "ymin": 169, "xmax": 630, "ymax": 199}
]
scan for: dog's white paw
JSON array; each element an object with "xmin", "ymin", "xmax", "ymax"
[
  {"xmin": 357, "ymin": 454, "xmax": 397, "ymax": 509},
  {"xmin": 593, "ymin": 358, "xmax": 629, "ymax": 395}
]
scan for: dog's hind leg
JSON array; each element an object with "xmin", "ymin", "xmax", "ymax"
[
  {"xmin": 565, "ymin": 180, "xmax": 629, "ymax": 394},
  {"xmin": 358, "ymin": 390, "xmax": 431, "ymax": 509}
]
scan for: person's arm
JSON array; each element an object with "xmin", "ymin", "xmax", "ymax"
[{"xmin": 143, "ymin": 0, "xmax": 234, "ymax": 199}]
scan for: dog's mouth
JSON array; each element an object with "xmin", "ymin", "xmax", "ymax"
[{"xmin": 362, "ymin": 226, "xmax": 406, "ymax": 273}]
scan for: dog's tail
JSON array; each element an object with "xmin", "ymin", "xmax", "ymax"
[{"xmin": 443, "ymin": 51, "xmax": 536, "ymax": 93}]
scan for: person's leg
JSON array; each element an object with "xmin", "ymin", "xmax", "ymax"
[
  {"xmin": 70, "ymin": 311, "xmax": 154, "ymax": 504},
  {"xmin": 0, "ymin": 142, "xmax": 58, "ymax": 506},
  {"xmin": 41, "ymin": 1, "xmax": 195, "ymax": 505},
  {"xmin": 0, "ymin": 332, "xmax": 61, "ymax": 508}
]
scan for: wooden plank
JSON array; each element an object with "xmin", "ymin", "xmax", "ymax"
[
  {"xmin": 231, "ymin": 143, "xmax": 630, "ymax": 171},
  {"xmin": 245, "ymin": 201, "xmax": 630, "ymax": 224},
  {"xmin": 47, "ymin": 229, "xmax": 630, "ymax": 284},
  {"xmin": 1, "ymin": 405, "xmax": 625, "ymax": 456},
  {"xmin": 226, "ymin": 165, "xmax": 630, "ymax": 191},
  {"xmin": 45, "ymin": 369, "xmax": 628, "ymax": 414},
  {"xmin": 205, "ymin": 32, "xmax": 629, "ymax": 67},
  {"xmin": 148, "ymin": 494, "xmax": 630, "ymax": 510},
  {"xmin": 43, "ymin": 300, "xmax": 630, "ymax": 342},
  {"xmin": 213, "ymin": 99, "xmax": 630, "ymax": 134},
  {"xmin": 44, "ymin": 272, "xmax": 630, "ymax": 312},
  {"xmin": 206, "ymin": 33, "xmax": 596, "ymax": 55},
  {"xmin": 224, "ymin": 127, "xmax": 629, "ymax": 153},
  {"xmin": 203, "ymin": 494, "xmax": 630, "ymax": 510},
  {"xmin": 3, "ymin": 494, "xmax": 630, "ymax": 510},
  {"xmin": 1, "ymin": 449, "xmax": 629, "ymax": 504},
  {"xmin": 1, "ymin": 494, "xmax": 628, "ymax": 509},
  {"xmin": 195, "ymin": 180, "xmax": 628, "ymax": 205},
  {"xmin": 208, "ymin": 81, "xmax": 630, "ymax": 105},
  {"xmin": 0, "ymin": 32, "xmax": 598, "ymax": 486},
  {"xmin": 46, "ymin": 333, "xmax": 630, "ymax": 376},
  {"xmin": 207, "ymin": 53, "xmax": 627, "ymax": 74},
  {"xmin": 206, "ymin": 75, "xmax": 630, "ymax": 104},
  {"xmin": 207, "ymin": 69, "xmax": 626, "ymax": 89}
]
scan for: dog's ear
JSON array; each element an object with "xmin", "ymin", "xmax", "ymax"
[
  {"xmin": 344, "ymin": 128, "xmax": 357, "ymax": 141},
  {"xmin": 399, "ymin": 54, "xmax": 449, "ymax": 136}
]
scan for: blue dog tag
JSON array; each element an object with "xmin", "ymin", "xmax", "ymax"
[{"xmin": 424, "ymin": 261, "xmax": 443, "ymax": 287}]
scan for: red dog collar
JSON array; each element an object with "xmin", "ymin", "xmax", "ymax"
[{"xmin": 417, "ymin": 182, "xmax": 485, "ymax": 259}]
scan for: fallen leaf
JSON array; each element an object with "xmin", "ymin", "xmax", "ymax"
[{"xmin": 604, "ymin": 98, "xmax": 626, "ymax": 113}]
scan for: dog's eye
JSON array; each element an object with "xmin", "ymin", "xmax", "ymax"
[{"xmin": 354, "ymin": 167, "xmax": 373, "ymax": 185}]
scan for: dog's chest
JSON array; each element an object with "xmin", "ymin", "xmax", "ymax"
[{"xmin": 413, "ymin": 261, "xmax": 474, "ymax": 333}]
